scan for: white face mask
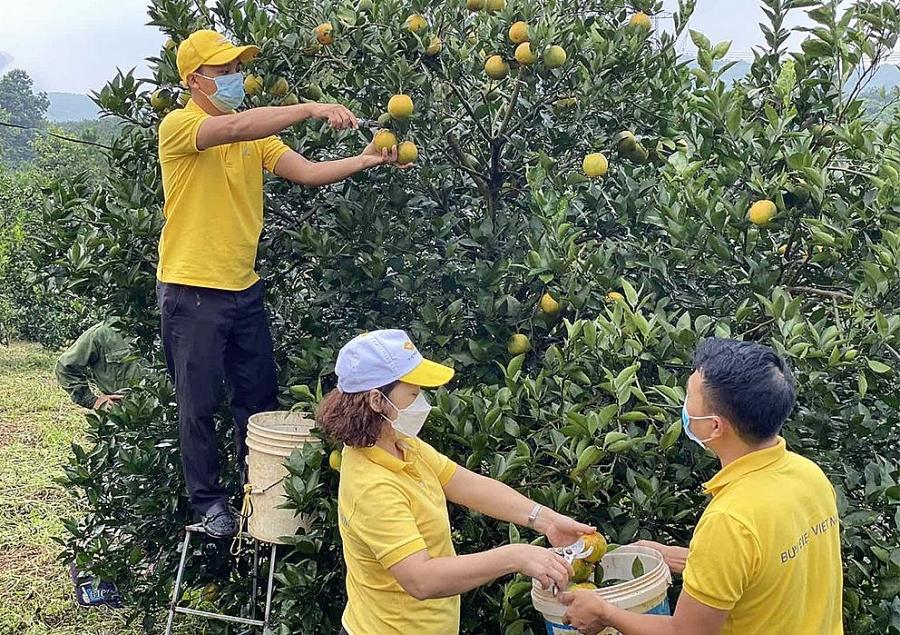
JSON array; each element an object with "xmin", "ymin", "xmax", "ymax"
[{"xmin": 380, "ymin": 391, "xmax": 432, "ymax": 438}]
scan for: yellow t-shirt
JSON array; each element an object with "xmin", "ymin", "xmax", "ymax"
[
  {"xmin": 156, "ymin": 99, "xmax": 291, "ymax": 291},
  {"xmin": 682, "ymin": 438, "xmax": 843, "ymax": 635},
  {"xmin": 338, "ymin": 438, "xmax": 459, "ymax": 635}
]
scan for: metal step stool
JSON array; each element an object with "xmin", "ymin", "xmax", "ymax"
[{"xmin": 164, "ymin": 523, "xmax": 278, "ymax": 635}]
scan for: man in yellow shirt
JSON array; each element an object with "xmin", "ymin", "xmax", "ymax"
[
  {"xmin": 157, "ymin": 29, "xmax": 403, "ymax": 537},
  {"xmin": 561, "ymin": 338, "xmax": 843, "ymax": 635}
]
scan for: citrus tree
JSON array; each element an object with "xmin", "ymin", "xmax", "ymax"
[{"xmin": 45, "ymin": 0, "xmax": 900, "ymax": 633}]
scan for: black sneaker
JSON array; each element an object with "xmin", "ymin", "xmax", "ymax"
[{"xmin": 201, "ymin": 501, "xmax": 238, "ymax": 539}]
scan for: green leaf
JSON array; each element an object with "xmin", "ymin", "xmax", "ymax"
[
  {"xmin": 689, "ymin": 29, "xmax": 710, "ymax": 51},
  {"xmin": 631, "ymin": 556, "xmax": 645, "ymax": 578},
  {"xmin": 866, "ymin": 359, "xmax": 891, "ymax": 374}
]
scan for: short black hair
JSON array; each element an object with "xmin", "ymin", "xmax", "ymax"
[{"xmin": 692, "ymin": 338, "xmax": 796, "ymax": 442}]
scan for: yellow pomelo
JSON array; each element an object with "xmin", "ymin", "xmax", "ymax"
[
  {"xmin": 388, "ymin": 94, "xmax": 414, "ymax": 119},
  {"xmin": 397, "ymin": 141, "xmax": 418, "ymax": 165},
  {"xmin": 243, "ymin": 74, "xmax": 263, "ymax": 96},
  {"xmin": 329, "ymin": 449, "xmax": 342, "ymax": 471},
  {"xmin": 568, "ymin": 582, "xmax": 598, "ymax": 591},
  {"xmin": 629, "ymin": 12, "xmax": 652, "ymax": 29},
  {"xmin": 748, "ymin": 200, "xmax": 777, "ymax": 225},
  {"xmin": 583, "ymin": 153, "xmax": 609, "ymax": 178},
  {"xmin": 514, "ymin": 42, "xmax": 536, "ymax": 65},
  {"xmin": 581, "ymin": 533, "xmax": 608, "ymax": 564},
  {"xmin": 540, "ymin": 293, "xmax": 560, "ymax": 315},
  {"xmin": 485, "ymin": 55, "xmax": 509, "ymax": 79},
  {"xmin": 281, "ymin": 93, "xmax": 299, "ymax": 106},
  {"xmin": 272, "ymin": 77, "xmax": 290, "ymax": 97},
  {"xmin": 485, "ymin": 0, "xmax": 505, "ymax": 12},
  {"xmin": 571, "ymin": 559, "xmax": 594, "ymax": 584},
  {"xmin": 467, "ymin": 0, "xmax": 485, "ymax": 11},
  {"xmin": 150, "ymin": 90, "xmax": 171, "ymax": 110},
  {"xmin": 426, "ymin": 35, "xmax": 443, "ymax": 55},
  {"xmin": 405, "ymin": 14, "xmax": 428, "ymax": 33},
  {"xmin": 315, "ymin": 22, "xmax": 334, "ymax": 45},
  {"xmin": 544, "ymin": 45, "xmax": 567, "ymax": 68},
  {"xmin": 509, "ymin": 21, "xmax": 529, "ymax": 43},
  {"xmin": 373, "ymin": 130, "xmax": 398, "ymax": 151},
  {"xmin": 507, "ymin": 333, "xmax": 531, "ymax": 355}
]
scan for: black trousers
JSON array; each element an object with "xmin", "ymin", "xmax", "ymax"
[{"xmin": 157, "ymin": 279, "xmax": 278, "ymax": 514}]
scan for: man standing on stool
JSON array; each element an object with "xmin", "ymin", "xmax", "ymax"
[{"xmin": 157, "ymin": 29, "xmax": 405, "ymax": 538}]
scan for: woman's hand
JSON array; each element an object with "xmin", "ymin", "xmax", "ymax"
[
  {"xmin": 508, "ymin": 544, "xmax": 574, "ymax": 591},
  {"xmin": 540, "ymin": 509, "xmax": 596, "ymax": 548}
]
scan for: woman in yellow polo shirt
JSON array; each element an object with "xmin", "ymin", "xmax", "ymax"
[{"xmin": 317, "ymin": 329, "xmax": 595, "ymax": 635}]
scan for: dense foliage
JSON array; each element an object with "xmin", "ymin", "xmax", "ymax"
[{"xmin": 28, "ymin": 0, "xmax": 900, "ymax": 632}]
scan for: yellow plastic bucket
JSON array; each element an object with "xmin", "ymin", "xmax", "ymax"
[
  {"xmin": 531, "ymin": 545, "xmax": 672, "ymax": 634},
  {"xmin": 245, "ymin": 411, "xmax": 316, "ymax": 544}
]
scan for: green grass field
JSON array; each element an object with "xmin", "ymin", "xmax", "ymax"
[
  {"xmin": 0, "ymin": 342, "xmax": 141, "ymax": 634},
  {"xmin": 0, "ymin": 343, "xmax": 216, "ymax": 635}
]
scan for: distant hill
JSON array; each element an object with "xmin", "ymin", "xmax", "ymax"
[
  {"xmin": 47, "ymin": 92, "xmax": 100, "ymax": 122},
  {"xmin": 712, "ymin": 59, "xmax": 899, "ymax": 90}
]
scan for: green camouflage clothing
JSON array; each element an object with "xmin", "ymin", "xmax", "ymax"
[{"xmin": 55, "ymin": 320, "xmax": 146, "ymax": 409}]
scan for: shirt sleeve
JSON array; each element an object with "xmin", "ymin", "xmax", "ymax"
[
  {"xmin": 416, "ymin": 439, "xmax": 458, "ymax": 486},
  {"xmin": 158, "ymin": 109, "xmax": 208, "ymax": 161},
  {"xmin": 350, "ymin": 482, "xmax": 428, "ymax": 569},
  {"xmin": 259, "ymin": 135, "xmax": 292, "ymax": 173},
  {"xmin": 55, "ymin": 326, "xmax": 101, "ymax": 409},
  {"xmin": 682, "ymin": 511, "xmax": 760, "ymax": 611}
]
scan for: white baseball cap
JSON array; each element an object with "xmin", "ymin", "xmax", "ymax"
[{"xmin": 335, "ymin": 329, "xmax": 455, "ymax": 394}]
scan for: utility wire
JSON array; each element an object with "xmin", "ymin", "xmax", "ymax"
[{"xmin": 0, "ymin": 121, "xmax": 116, "ymax": 151}]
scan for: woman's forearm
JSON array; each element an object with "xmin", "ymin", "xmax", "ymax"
[
  {"xmin": 447, "ymin": 468, "xmax": 537, "ymax": 526},
  {"xmin": 402, "ymin": 545, "xmax": 521, "ymax": 600}
]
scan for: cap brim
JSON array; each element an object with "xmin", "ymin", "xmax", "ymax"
[
  {"xmin": 400, "ymin": 359, "xmax": 455, "ymax": 388},
  {"xmin": 205, "ymin": 44, "xmax": 260, "ymax": 68}
]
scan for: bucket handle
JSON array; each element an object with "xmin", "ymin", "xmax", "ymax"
[{"xmin": 229, "ymin": 477, "xmax": 287, "ymax": 556}]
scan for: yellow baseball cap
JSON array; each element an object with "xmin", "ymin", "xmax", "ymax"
[{"xmin": 176, "ymin": 30, "xmax": 260, "ymax": 84}]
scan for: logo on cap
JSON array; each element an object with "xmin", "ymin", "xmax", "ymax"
[{"xmin": 403, "ymin": 341, "xmax": 415, "ymax": 351}]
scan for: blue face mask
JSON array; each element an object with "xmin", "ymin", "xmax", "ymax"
[
  {"xmin": 681, "ymin": 400, "xmax": 716, "ymax": 449},
  {"xmin": 196, "ymin": 71, "xmax": 245, "ymax": 112}
]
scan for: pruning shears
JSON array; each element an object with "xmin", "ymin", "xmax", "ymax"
[
  {"xmin": 356, "ymin": 117, "xmax": 387, "ymax": 129},
  {"xmin": 549, "ymin": 537, "xmax": 594, "ymax": 595}
]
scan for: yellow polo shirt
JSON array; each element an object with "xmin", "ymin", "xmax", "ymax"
[
  {"xmin": 683, "ymin": 438, "xmax": 843, "ymax": 634},
  {"xmin": 338, "ymin": 438, "xmax": 459, "ymax": 635},
  {"xmin": 157, "ymin": 99, "xmax": 291, "ymax": 291}
]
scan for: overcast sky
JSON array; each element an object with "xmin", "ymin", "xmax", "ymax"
[{"xmin": 0, "ymin": 0, "xmax": 890, "ymax": 94}]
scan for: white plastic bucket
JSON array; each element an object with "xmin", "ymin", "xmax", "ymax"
[
  {"xmin": 531, "ymin": 545, "xmax": 672, "ymax": 634},
  {"xmin": 246, "ymin": 411, "xmax": 316, "ymax": 544}
]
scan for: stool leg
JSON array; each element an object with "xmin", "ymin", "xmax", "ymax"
[
  {"xmin": 165, "ymin": 529, "xmax": 193, "ymax": 635},
  {"xmin": 263, "ymin": 544, "xmax": 277, "ymax": 629},
  {"xmin": 251, "ymin": 539, "xmax": 260, "ymax": 621}
]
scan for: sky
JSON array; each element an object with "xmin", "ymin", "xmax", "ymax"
[{"xmin": 0, "ymin": 0, "xmax": 893, "ymax": 94}]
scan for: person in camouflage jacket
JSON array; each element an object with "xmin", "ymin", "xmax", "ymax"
[{"xmin": 55, "ymin": 319, "xmax": 146, "ymax": 409}]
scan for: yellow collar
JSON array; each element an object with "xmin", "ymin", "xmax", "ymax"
[
  {"xmin": 359, "ymin": 441, "xmax": 417, "ymax": 473},
  {"xmin": 703, "ymin": 437, "xmax": 787, "ymax": 496}
]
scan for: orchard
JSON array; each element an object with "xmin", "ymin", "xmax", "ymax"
[{"xmin": 26, "ymin": 0, "xmax": 900, "ymax": 632}]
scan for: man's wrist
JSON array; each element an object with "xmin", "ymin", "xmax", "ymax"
[{"xmin": 358, "ymin": 153, "xmax": 383, "ymax": 169}]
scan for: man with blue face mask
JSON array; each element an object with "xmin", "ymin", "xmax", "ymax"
[
  {"xmin": 561, "ymin": 338, "xmax": 844, "ymax": 635},
  {"xmin": 157, "ymin": 29, "xmax": 407, "ymax": 538}
]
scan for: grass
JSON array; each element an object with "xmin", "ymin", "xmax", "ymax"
[
  {"xmin": 0, "ymin": 342, "xmax": 218, "ymax": 635},
  {"xmin": 0, "ymin": 342, "xmax": 141, "ymax": 634}
]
